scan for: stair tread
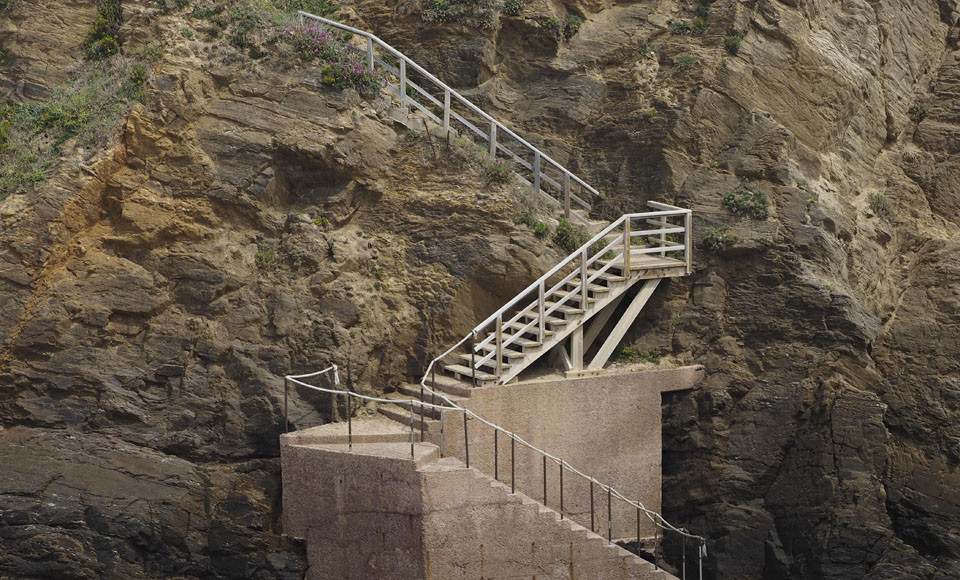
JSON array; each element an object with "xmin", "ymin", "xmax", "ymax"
[
  {"xmin": 443, "ymin": 363, "xmax": 497, "ymax": 381},
  {"xmin": 520, "ymin": 313, "xmax": 570, "ymax": 326},
  {"xmin": 474, "ymin": 344, "xmax": 526, "ymax": 358},
  {"xmin": 456, "ymin": 353, "xmax": 513, "ymax": 369},
  {"xmin": 505, "ymin": 320, "xmax": 553, "ymax": 335},
  {"xmin": 563, "ymin": 282, "xmax": 612, "ymax": 293},
  {"xmin": 544, "ymin": 301, "xmax": 585, "ymax": 315}
]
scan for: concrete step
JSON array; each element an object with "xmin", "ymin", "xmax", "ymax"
[
  {"xmin": 384, "ymin": 392, "xmax": 443, "ymax": 419},
  {"xmin": 377, "ymin": 402, "xmax": 430, "ymax": 431},
  {"xmin": 443, "ymin": 363, "xmax": 497, "ymax": 383}
]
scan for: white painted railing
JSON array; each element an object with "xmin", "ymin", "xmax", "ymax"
[
  {"xmin": 285, "ymin": 366, "xmax": 707, "ymax": 578},
  {"xmin": 297, "ymin": 12, "xmax": 600, "ymax": 223},
  {"xmin": 448, "ymin": 201, "xmax": 691, "ymax": 383}
]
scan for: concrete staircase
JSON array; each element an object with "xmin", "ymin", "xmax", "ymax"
[{"xmin": 282, "ymin": 427, "xmax": 677, "ymax": 580}]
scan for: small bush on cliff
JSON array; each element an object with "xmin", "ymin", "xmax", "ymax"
[
  {"xmin": 287, "ymin": 24, "xmax": 382, "ymax": 97},
  {"xmin": 515, "ymin": 212, "xmax": 550, "ymax": 238},
  {"xmin": 699, "ymin": 226, "xmax": 737, "ymax": 252},
  {"xmin": 611, "ymin": 346, "xmax": 660, "ymax": 364},
  {"xmin": 84, "ymin": 0, "xmax": 123, "ymax": 61},
  {"xmin": 421, "ymin": 0, "xmax": 500, "ymax": 30},
  {"xmin": 724, "ymin": 34, "xmax": 742, "ymax": 55},
  {"xmin": 868, "ymin": 192, "xmax": 887, "ymax": 215},
  {"xmin": 502, "ymin": 0, "xmax": 524, "ymax": 16},
  {"xmin": 553, "ymin": 219, "xmax": 591, "ymax": 253},
  {"xmin": 482, "ymin": 158, "xmax": 512, "ymax": 186},
  {"xmin": 723, "ymin": 181, "xmax": 769, "ymax": 219}
]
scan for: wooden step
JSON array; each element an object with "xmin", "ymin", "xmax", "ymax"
[
  {"xmin": 552, "ymin": 289, "xmax": 597, "ymax": 305},
  {"xmin": 586, "ymin": 271, "xmax": 626, "ymax": 283},
  {"xmin": 443, "ymin": 363, "xmax": 498, "ymax": 383},
  {"xmin": 477, "ymin": 343, "xmax": 526, "ymax": 359},
  {"xmin": 562, "ymin": 282, "xmax": 612, "ymax": 294},
  {"xmin": 504, "ymin": 319, "xmax": 554, "ymax": 336},
  {"xmin": 520, "ymin": 313, "xmax": 569, "ymax": 327},
  {"xmin": 544, "ymin": 301, "xmax": 584, "ymax": 316},
  {"xmin": 457, "ymin": 353, "xmax": 513, "ymax": 370}
]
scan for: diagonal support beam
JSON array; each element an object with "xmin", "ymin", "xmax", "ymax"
[
  {"xmin": 583, "ymin": 293, "xmax": 625, "ymax": 353},
  {"xmin": 587, "ymin": 279, "xmax": 662, "ymax": 370}
]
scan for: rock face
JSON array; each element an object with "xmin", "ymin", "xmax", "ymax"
[{"xmin": 0, "ymin": 0, "xmax": 959, "ymax": 579}]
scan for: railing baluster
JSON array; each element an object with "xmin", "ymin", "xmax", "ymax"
[
  {"xmin": 533, "ymin": 151, "xmax": 541, "ymax": 194},
  {"xmin": 538, "ymin": 281, "xmax": 545, "ymax": 345},
  {"xmin": 510, "ymin": 436, "xmax": 515, "ymax": 494},
  {"xmin": 489, "ymin": 122, "xmax": 497, "ymax": 159},
  {"xmin": 580, "ymin": 248, "xmax": 588, "ymax": 309},
  {"xmin": 443, "ymin": 88, "xmax": 451, "ymax": 132},
  {"xmin": 685, "ymin": 211, "xmax": 693, "ymax": 275},
  {"xmin": 563, "ymin": 173, "xmax": 571, "ymax": 219},
  {"xmin": 366, "ymin": 37, "xmax": 374, "ymax": 70},
  {"xmin": 659, "ymin": 214, "xmax": 667, "ymax": 257},
  {"xmin": 283, "ymin": 377, "xmax": 289, "ymax": 433},
  {"xmin": 470, "ymin": 333, "xmax": 477, "ymax": 387},
  {"xmin": 494, "ymin": 429, "xmax": 499, "ymax": 480},
  {"xmin": 623, "ymin": 218, "xmax": 631, "ymax": 277},
  {"xmin": 420, "ymin": 384, "xmax": 425, "ymax": 441},
  {"xmin": 542, "ymin": 455, "xmax": 547, "ymax": 505},
  {"xmin": 495, "ymin": 315, "xmax": 503, "ymax": 378},
  {"xmin": 410, "ymin": 405, "xmax": 415, "ymax": 459},
  {"xmin": 590, "ymin": 480, "xmax": 595, "ymax": 532},
  {"xmin": 463, "ymin": 412, "xmax": 470, "ymax": 468},
  {"xmin": 399, "ymin": 59, "xmax": 407, "ymax": 110},
  {"xmin": 559, "ymin": 460, "xmax": 564, "ymax": 519},
  {"xmin": 607, "ymin": 487, "xmax": 612, "ymax": 543}
]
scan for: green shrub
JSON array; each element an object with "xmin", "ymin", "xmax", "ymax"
[
  {"xmin": 255, "ymin": 247, "xmax": 277, "ymax": 271},
  {"xmin": 611, "ymin": 346, "xmax": 660, "ymax": 364},
  {"xmin": 84, "ymin": 0, "xmax": 123, "ymax": 61},
  {"xmin": 674, "ymin": 53, "xmax": 695, "ymax": 70},
  {"xmin": 699, "ymin": 226, "xmax": 737, "ymax": 252},
  {"xmin": 908, "ymin": 103, "xmax": 928, "ymax": 123},
  {"xmin": 502, "ymin": 0, "xmax": 524, "ymax": 16},
  {"xmin": 669, "ymin": 18, "xmax": 706, "ymax": 35},
  {"xmin": 553, "ymin": 218, "xmax": 591, "ymax": 253},
  {"xmin": 273, "ymin": 0, "xmax": 338, "ymax": 17},
  {"xmin": 723, "ymin": 181, "xmax": 769, "ymax": 219},
  {"xmin": 314, "ymin": 215, "xmax": 329, "ymax": 228},
  {"xmin": 0, "ymin": 56, "xmax": 150, "ymax": 197},
  {"xmin": 563, "ymin": 14, "xmax": 582, "ymax": 39},
  {"xmin": 868, "ymin": 192, "xmax": 887, "ymax": 215},
  {"xmin": 515, "ymin": 212, "xmax": 550, "ymax": 238},
  {"xmin": 724, "ymin": 34, "xmax": 742, "ymax": 55},
  {"xmin": 483, "ymin": 157, "xmax": 511, "ymax": 186},
  {"xmin": 421, "ymin": 0, "xmax": 499, "ymax": 30}
]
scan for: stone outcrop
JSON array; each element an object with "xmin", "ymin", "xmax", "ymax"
[{"xmin": 1, "ymin": 0, "xmax": 959, "ymax": 578}]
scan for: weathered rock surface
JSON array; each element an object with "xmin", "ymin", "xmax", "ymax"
[{"xmin": 1, "ymin": 0, "xmax": 960, "ymax": 578}]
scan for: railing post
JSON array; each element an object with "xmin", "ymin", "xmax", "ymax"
[
  {"xmin": 443, "ymin": 88, "xmax": 451, "ymax": 133},
  {"xmin": 420, "ymin": 384, "xmax": 425, "ymax": 440},
  {"xmin": 636, "ymin": 506, "xmax": 641, "ymax": 554},
  {"xmin": 542, "ymin": 455, "xmax": 547, "ymax": 504},
  {"xmin": 297, "ymin": 11, "xmax": 304, "ymax": 25},
  {"xmin": 463, "ymin": 412, "xmax": 470, "ymax": 468},
  {"xmin": 494, "ymin": 429, "xmax": 499, "ymax": 480},
  {"xmin": 685, "ymin": 211, "xmax": 693, "ymax": 275},
  {"xmin": 495, "ymin": 315, "xmax": 503, "ymax": 379},
  {"xmin": 399, "ymin": 59, "xmax": 407, "ymax": 111},
  {"xmin": 682, "ymin": 535, "xmax": 687, "ymax": 580},
  {"xmin": 410, "ymin": 405, "xmax": 415, "ymax": 459},
  {"xmin": 623, "ymin": 218, "xmax": 631, "ymax": 277},
  {"xmin": 533, "ymin": 151, "xmax": 541, "ymax": 194},
  {"xmin": 590, "ymin": 480, "xmax": 595, "ymax": 532},
  {"xmin": 699, "ymin": 540, "xmax": 704, "ymax": 580},
  {"xmin": 580, "ymin": 248, "xmax": 588, "ymax": 308},
  {"xmin": 510, "ymin": 436, "xmax": 515, "ymax": 494},
  {"xmin": 607, "ymin": 487, "xmax": 612, "ymax": 543},
  {"xmin": 470, "ymin": 333, "xmax": 477, "ymax": 387},
  {"xmin": 366, "ymin": 37, "xmax": 374, "ymax": 70},
  {"xmin": 346, "ymin": 392, "xmax": 352, "ymax": 451},
  {"xmin": 654, "ymin": 524, "xmax": 659, "ymax": 569},
  {"xmin": 489, "ymin": 122, "xmax": 497, "ymax": 159},
  {"xmin": 559, "ymin": 460, "xmax": 565, "ymax": 519},
  {"xmin": 659, "ymin": 214, "xmax": 667, "ymax": 257},
  {"xmin": 439, "ymin": 409, "xmax": 444, "ymax": 457},
  {"xmin": 283, "ymin": 377, "xmax": 289, "ymax": 433},
  {"xmin": 563, "ymin": 173, "xmax": 571, "ymax": 219},
  {"xmin": 538, "ymin": 280, "xmax": 545, "ymax": 345}
]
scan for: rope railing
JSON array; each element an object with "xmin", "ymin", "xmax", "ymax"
[
  {"xmin": 295, "ymin": 11, "xmax": 601, "ymax": 224},
  {"xmin": 283, "ymin": 365, "xmax": 707, "ymax": 578}
]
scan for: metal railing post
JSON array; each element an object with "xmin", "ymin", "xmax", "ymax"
[
  {"xmin": 410, "ymin": 405, "xmax": 415, "ymax": 459},
  {"xmin": 346, "ymin": 392, "xmax": 352, "ymax": 451},
  {"xmin": 399, "ymin": 59, "xmax": 407, "ymax": 111},
  {"xmin": 685, "ymin": 211, "xmax": 693, "ymax": 274},
  {"xmin": 563, "ymin": 173, "xmax": 571, "ymax": 219},
  {"xmin": 494, "ymin": 429, "xmax": 499, "ymax": 480},
  {"xmin": 463, "ymin": 412, "xmax": 470, "ymax": 468},
  {"xmin": 495, "ymin": 315, "xmax": 503, "ymax": 378},
  {"xmin": 443, "ymin": 89, "xmax": 451, "ymax": 132},
  {"xmin": 470, "ymin": 333, "xmax": 477, "ymax": 387},
  {"xmin": 366, "ymin": 37, "xmax": 374, "ymax": 70},
  {"xmin": 559, "ymin": 460, "xmax": 565, "ymax": 519},
  {"xmin": 283, "ymin": 377, "xmax": 289, "ymax": 433},
  {"xmin": 699, "ymin": 540, "xmax": 704, "ymax": 580},
  {"xmin": 590, "ymin": 480, "xmax": 595, "ymax": 532},
  {"xmin": 623, "ymin": 218, "xmax": 631, "ymax": 277},
  {"xmin": 439, "ymin": 409, "xmax": 444, "ymax": 457},
  {"xmin": 636, "ymin": 507, "xmax": 641, "ymax": 553},
  {"xmin": 682, "ymin": 535, "xmax": 687, "ymax": 580},
  {"xmin": 489, "ymin": 122, "xmax": 497, "ymax": 159},
  {"xmin": 607, "ymin": 487, "xmax": 612, "ymax": 543},
  {"xmin": 654, "ymin": 525, "xmax": 659, "ymax": 569},
  {"xmin": 542, "ymin": 455, "xmax": 547, "ymax": 504},
  {"xmin": 420, "ymin": 384, "xmax": 425, "ymax": 440},
  {"xmin": 510, "ymin": 436, "xmax": 515, "ymax": 494},
  {"xmin": 533, "ymin": 151, "xmax": 541, "ymax": 194},
  {"xmin": 538, "ymin": 281, "xmax": 545, "ymax": 344}
]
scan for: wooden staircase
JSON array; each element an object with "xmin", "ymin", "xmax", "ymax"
[{"xmin": 433, "ymin": 203, "xmax": 693, "ymax": 386}]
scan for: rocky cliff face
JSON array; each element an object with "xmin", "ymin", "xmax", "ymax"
[{"xmin": 1, "ymin": 0, "xmax": 958, "ymax": 578}]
